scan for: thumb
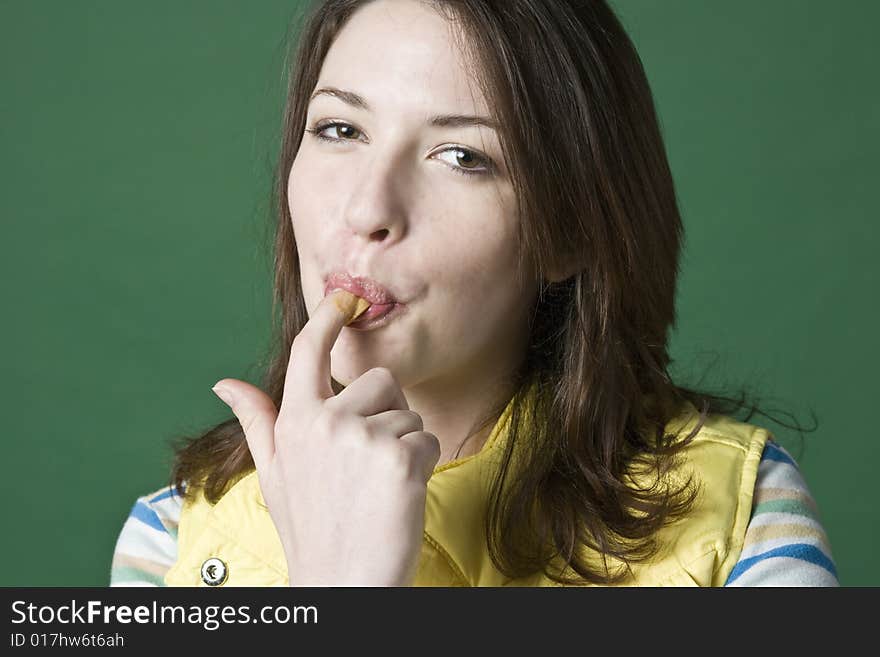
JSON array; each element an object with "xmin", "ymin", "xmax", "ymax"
[{"xmin": 212, "ymin": 378, "xmax": 278, "ymax": 473}]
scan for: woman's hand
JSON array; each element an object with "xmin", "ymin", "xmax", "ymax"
[{"xmin": 211, "ymin": 290, "xmax": 441, "ymax": 586}]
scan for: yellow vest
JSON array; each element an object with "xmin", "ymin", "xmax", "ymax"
[{"xmin": 165, "ymin": 390, "xmax": 769, "ymax": 587}]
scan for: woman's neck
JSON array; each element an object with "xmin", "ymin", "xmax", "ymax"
[{"xmin": 402, "ymin": 364, "xmax": 521, "ymax": 469}]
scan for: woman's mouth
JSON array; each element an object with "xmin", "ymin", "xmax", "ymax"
[
  {"xmin": 324, "ymin": 272, "xmax": 399, "ymax": 305},
  {"xmin": 323, "ymin": 271, "xmax": 406, "ymax": 331}
]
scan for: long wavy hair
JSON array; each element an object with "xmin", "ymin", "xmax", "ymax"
[{"xmin": 169, "ymin": 0, "xmax": 813, "ymax": 585}]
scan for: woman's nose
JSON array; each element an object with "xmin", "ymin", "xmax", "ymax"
[{"xmin": 341, "ymin": 155, "xmax": 409, "ymax": 245}]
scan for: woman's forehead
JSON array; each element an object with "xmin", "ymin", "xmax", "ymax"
[{"xmin": 316, "ymin": 0, "xmax": 491, "ymax": 120}]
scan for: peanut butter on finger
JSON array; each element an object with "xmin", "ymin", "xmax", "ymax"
[{"xmin": 332, "ymin": 289, "xmax": 372, "ymax": 324}]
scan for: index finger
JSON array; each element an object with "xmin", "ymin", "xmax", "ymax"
[{"xmin": 280, "ymin": 289, "xmax": 370, "ymax": 410}]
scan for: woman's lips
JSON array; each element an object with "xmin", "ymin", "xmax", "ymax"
[
  {"xmin": 323, "ymin": 272, "xmax": 399, "ymax": 305},
  {"xmin": 323, "ymin": 271, "xmax": 407, "ymax": 330}
]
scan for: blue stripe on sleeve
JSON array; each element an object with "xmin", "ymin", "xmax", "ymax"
[
  {"xmin": 149, "ymin": 486, "xmax": 182, "ymax": 505},
  {"xmin": 725, "ymin": 543, "xmax": 838, "ymax": 584},
  {"xmin": 130, "ymin": 500, "xmax": 170, "ymax": 534},
  {"xmin": 760, "ymin": 441, "xmax": 797, "ymax": 467}
]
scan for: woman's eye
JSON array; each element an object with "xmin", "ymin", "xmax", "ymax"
[
  {"xmin": 433, "ymin": 147, "xmax": 493, "ymax": 177},
  {"xmin": 307, "ymin": 121, "xmax": 363, "ymax": 142},
  {"xmin": 306, "ymin": 121, "xmax": 494, "ymax": 177}
]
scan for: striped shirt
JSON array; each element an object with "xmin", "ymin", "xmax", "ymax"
[{"xmin": 110, "ymin": 440, "xmax": 838, "ymax": 586}]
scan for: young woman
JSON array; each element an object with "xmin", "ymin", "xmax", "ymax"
[{"xmin": 110, "ymin": 0, "xmax": 838, "ymax": 586}]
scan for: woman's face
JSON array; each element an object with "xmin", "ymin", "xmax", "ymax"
[{"xmin": 288, "ymin": 0, "xmax": 538, "ymax": 391}]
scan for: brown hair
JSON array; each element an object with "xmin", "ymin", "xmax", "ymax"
[{"xmin": 168, "ymin": 0, "xmax": 813, "ymax": 585}]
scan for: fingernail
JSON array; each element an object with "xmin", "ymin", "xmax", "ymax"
[{"xmin": 212, "ymin": 384, "xmax": 235, "ymax": 407}]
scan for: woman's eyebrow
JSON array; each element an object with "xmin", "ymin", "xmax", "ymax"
[{"xmin": 309, "ymin": 86, "xmax": 498, "ymax": 131}]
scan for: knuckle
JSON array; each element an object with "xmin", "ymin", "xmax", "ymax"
[
  {"xmin": 424, "ymin": 433, "xmax": 441, "ymax": 462},
  {"xmin": 405, "ymin": 410, "xmax": 424, "ymax": 432},
  {"xmin": 370, "ymin": 367, "xmax": 396, "ymax": 386},
  {"xmin": 321, "ymin": 394, "xmax": 341, "ymax": 416}
]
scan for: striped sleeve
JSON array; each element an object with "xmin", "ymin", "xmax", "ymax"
[
  {"xmin": 723, "ymin": 440, "xmax": 839, "ymax": 586},
  {"xmin": 110, "ymin": 484, "xmax": 184, "ymax": 587}
]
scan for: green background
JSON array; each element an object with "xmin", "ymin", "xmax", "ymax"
[{"xmin": 1, "ymin": 1, "xmax": 876, "ymax": 586}]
